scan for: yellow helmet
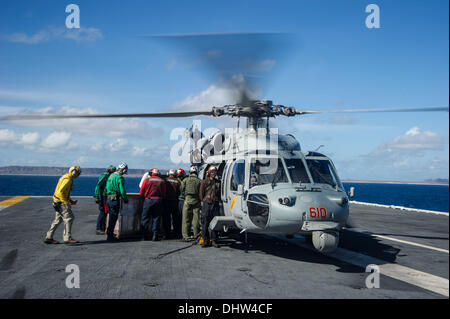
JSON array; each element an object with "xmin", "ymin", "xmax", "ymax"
[{"xmin": 69, "ymin": 166, "xmax": 81, "ymax": 176}]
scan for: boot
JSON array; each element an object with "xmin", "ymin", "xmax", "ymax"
[{"xmin": 152, "ymin": 233, "xmax": 160, "ymax": 241}]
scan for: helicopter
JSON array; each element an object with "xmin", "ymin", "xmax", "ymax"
[{"xmin": 0, "ymin": 33, "xmax": 448, "ymax": 253}]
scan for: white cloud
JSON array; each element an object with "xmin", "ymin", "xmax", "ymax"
[
  {"xmin": 18, "ymin": 132, "xmax": 40, "ymax": 145},
  {"xmin": 0, "ymin": 129, "xmax": 17, "ymax": 142},
  {"xmin": 376, "ymin": 126, "xmax": 445, "ymax": 152},
  {"xmin": 0, "ymin": 129, "xmax": 40, "ymax": 146},
  {"xmin": 172, "ymin": 76, "xmax": 260, "ymax": 111},
  {"xmin": 1, "ymin": 105, "xmax": 163, "ymax": 140},
  {"xmin": 41, "ymin": 131, "xmax": 72, "ymax": 149},
  {"xmin": 131, "ymin": 146, "xmax": 149, "ymax": 157},
  {"xmin": 109, "ymin": 138, "xmax": 129, "ymax": 152},
  {"xmin": 2, "ymin": 26, "xmax": 103, "ymax": 44}
]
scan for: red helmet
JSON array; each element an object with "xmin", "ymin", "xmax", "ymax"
[
  {"xmin": 168, "ymin": 169, "xmax": 177, "ymax": 176},
  {"xmin": 151, "ymin": 168, "xmax": 160, "ymax": 176},
  {"xmin": 176, "ymin": 168, "xmax": 185, "ymax": 177},
  {"xmin": 207, "ymin": 165, "xmax": 217, "ymax": 176}
]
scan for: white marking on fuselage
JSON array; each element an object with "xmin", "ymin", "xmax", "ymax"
[{"xmin": 273, "ymin": 235, "xmax": 449, "ymax": 297}]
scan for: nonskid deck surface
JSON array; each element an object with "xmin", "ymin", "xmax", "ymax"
[{"xmin": 0, "ymin": 196, "xmax": 448, "ymax": 299}]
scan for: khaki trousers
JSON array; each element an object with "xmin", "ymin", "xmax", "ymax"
[
  {"xmin": 46, "ymin": 202, "xmax": 74, "ymax": 242},
  {"xmin": 182, "ymin": 198, "xmax": 200, "ymax": 240}
]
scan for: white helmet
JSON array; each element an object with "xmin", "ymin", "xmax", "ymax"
[
  {"xmin": 117, "ymin": 162, "xmax": 128, "ymax": 173},
  {"xmin": 189, "ymin": 166, "xmax": 198, "ymax": 174}
]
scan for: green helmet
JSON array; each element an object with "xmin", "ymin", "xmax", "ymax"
[{"xmin": 107, "ymin": 165, "xmax": 116, "ymax": 174}]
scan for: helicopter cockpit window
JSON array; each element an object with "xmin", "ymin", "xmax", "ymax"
[
  {"xmin": 249, "ymin": 158, "xmax": 288, "ymax": 188},
  {"xmin": 306, "ymin": 159, "xmax": 343, "ymax": 190},
  {"xmin": 284, "ymin": 158, "xmax": 310, "ymax": 184},
  {"xmin": 230, "ymin": 160, "xmax": 245, "ymax": 191}
]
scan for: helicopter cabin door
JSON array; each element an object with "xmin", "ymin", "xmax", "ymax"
[{"xmin": 224, "ymin": 159, "xmax": 247, "ymax": 227}]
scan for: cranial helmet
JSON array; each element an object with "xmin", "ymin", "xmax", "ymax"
[
  {"xmin": 207, "ymin": 166, "xmax": 217, "ymax": 176},
  {"xmin": 151, "ymin": 168, "xmax": 160, "ymax": 176},
  {"xmin": 117, "ymin": 162, "xmax": 128, "ymax": 174},
  {"xmin": 107, "ymin": 165, "xmax": 116, "ymax": 174},
  {"xmin": 177, "ymin": 168, "xmax": 185, "ymax": 177},
  {"xmin": 69, "ymin": 166, "xmax": 81, "ymax": 177},
  {"xmin": 168, "ymin": 169, "xmax": 177, "ymax": 176},
  {"xmin": 189, "ymin": 166, "xmax": 198, "ymax": 174}
]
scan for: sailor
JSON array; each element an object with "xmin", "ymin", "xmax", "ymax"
[
  {"xmin": 44, "ymin": 166, "xmax": 81, "ymax": 245},
  {"xmin": 180, "ymin": 166, "xmax": 202, "ymax": 242},
  {"xmin": 199, "ymin": 166, "xmax": 221, "ymax": 248},
  {"xmin": 140, "ymin": 168, "xmax": 166, "ymax": 241},
  {"xmin": 164, "ymin": 169, "xmax": 181, "ymax": 239},
  {"xmin": 139, "ymin": 170, "xmax": 150, "ymax": 189},
  {"xmin": 105, "ymin": 162, "xmax": 129, "ymax": 242},
  {"xmin": 94, "ymin": 165, "xmax": 116, "ymax": 235},
  {"xmin": 177, "ymin": 168, "xmax": 186, "ymax": 225}
]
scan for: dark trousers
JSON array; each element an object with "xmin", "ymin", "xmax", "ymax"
[
  {"xmin": 96, "ymin": 194, "xmax": 106, "ymax": 231},
  {"xmin": 162, "ymin": 200, "xmax": 181, "ymax": 238},
  {"xmin": 106, "ymin": 197, "xmax": 120, "ymax": 239},
  {"xmin": 141, "ymin": 198, "xmax": 163, "ymax": 236},
  {"xmin": 201, "ymin": 202, "xmax": 219, "ymax": 243}
]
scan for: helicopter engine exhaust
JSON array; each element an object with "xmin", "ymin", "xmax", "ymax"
[{"xmin": 312, "ymin": 230, "xmax": 339, "ymax": 253}]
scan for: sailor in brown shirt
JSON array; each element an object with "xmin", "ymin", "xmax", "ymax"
[{"xmin": 199, "ymin": 165, "xmax": 221, "ymax": 248}]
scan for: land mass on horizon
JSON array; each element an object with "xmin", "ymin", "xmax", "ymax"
[{"xmin": 0, "ymin": 166, "xmax": 448, "ymax": 185}]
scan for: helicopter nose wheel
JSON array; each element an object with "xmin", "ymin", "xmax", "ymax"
[{"xmin": 312, "ymin": 231, "xmax": 339, "ymax": 253}]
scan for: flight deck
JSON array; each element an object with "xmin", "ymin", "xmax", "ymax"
[{"xmin": 0, "ymin": 196, "xmax": 448, "ymax": 299}]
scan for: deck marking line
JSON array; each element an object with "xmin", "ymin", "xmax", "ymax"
[
  {"xmin": 0, "ymin": 196, "xmax": 29, "ymax": 210},
  {"xmin": 350, "ymin": 201, "xmax": 449, "ymax": 217},
  {"xmin": 273, "ymin": 235, "xmax": 449, "ymax": 297},
  {"xmin": 346, "ymin": 229, "xmax": 449, "ymax": 254}
]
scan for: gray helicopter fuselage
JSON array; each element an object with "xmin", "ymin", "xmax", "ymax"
[{"xmin": 199, "ymin": 131, "xmax": 349, "ymax": 252}]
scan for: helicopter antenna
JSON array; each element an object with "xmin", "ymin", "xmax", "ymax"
[{"xmin": 314, "ymin": 145, "xmax": 324, "ymax": 152}]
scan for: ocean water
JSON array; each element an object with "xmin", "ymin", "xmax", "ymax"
[{"xmin": 0, "ymin": 175, "xmax": 448, "ymax": 213}]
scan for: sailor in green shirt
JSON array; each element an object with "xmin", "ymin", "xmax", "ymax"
[
  {"xmin": 105, "ymin": 162, "xmax": 128, "ymax": 241},
  {"xmin": 180, "ymin": 166, "xmax": 202, "ymax": 241},
  {"xmin": 94, "ymin": 165, "xmax": 116, "ymax": 234}
]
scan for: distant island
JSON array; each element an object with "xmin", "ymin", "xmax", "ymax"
[
  {"xmin": 0, "ymin": 166, "xmax": 448, "ymax": 185},
  {"xmin": 342, "ymin": 179, "xmax": 449, "ymax": 185},
  {"xmin": 0, "ymin": 166, "xmax": 154, "ymax": 177}
]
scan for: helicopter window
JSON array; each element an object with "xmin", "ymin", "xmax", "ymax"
[
  {"xmin": 284, "ymin": 158, "xmax": 310, "ymax": 184},
  {"xmin": 230, "ymin": 160, "xmax": 245, "ymax": 191},
  {"xmin": 249, "ymin": 158, "xmax": 288, "ymax": 188},
  {"xmin": 306, "ymin": 159, "xmax": 342, "ymax": 189}
]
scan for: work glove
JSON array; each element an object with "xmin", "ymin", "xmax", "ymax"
[{"xmin": 94, "ymin": 196, "xmax": 99, "ymax": 204}]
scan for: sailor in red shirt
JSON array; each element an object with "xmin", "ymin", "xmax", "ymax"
[
  {"xmin": 140, "ymin": 168, "xmax": 166, "ymax": 241},
  {"xmin": 163, "ymin": 169, "xmax": 182, "ymax": 239}
]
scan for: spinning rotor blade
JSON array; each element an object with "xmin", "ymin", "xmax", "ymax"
[
  {"xmin": 0, "ymin": 110, "xmax": 213, "ymax": 121},
  {"xmin": 146, "ymin": 32, "xmax": 294, "ymax": 106},
  {"xmin": 294, "ymin": 106, "xmax": 449, "ymax": 115}
]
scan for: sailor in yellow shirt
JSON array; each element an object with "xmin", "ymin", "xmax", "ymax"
[{"xmin": 44, "ymin": 166, "xmax": 81, "ymax": 244}]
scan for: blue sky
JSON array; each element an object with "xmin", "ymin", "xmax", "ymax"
[{"xmin": 0, "ymin": 0, "xmax": 448, "ymax": 181}]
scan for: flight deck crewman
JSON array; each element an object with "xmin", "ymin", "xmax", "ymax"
[
  {"xmin": 199, "ymin": 166, "xmax": 221, "ymax": 248},
  {"xmin": 140, "ymin": 168, "xmax": 166, "ymax": 241},
  {"xmin": 44, "ymin": 166, "xmax": 81, "ymax": 245},
  {"xmin": 105, "ymin": 162, "xmax": 129, "ymax": 242},
  {"xmin": 180, "ymin": 166, "xmax": 202, "ymax": 242},
  {"xmin": 164, "ymin": 169, "xmax": 181, "ymax": 239},
  {"xmin": 94, "ymin": 165, "xmax": 116, "ymax": 235}
]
